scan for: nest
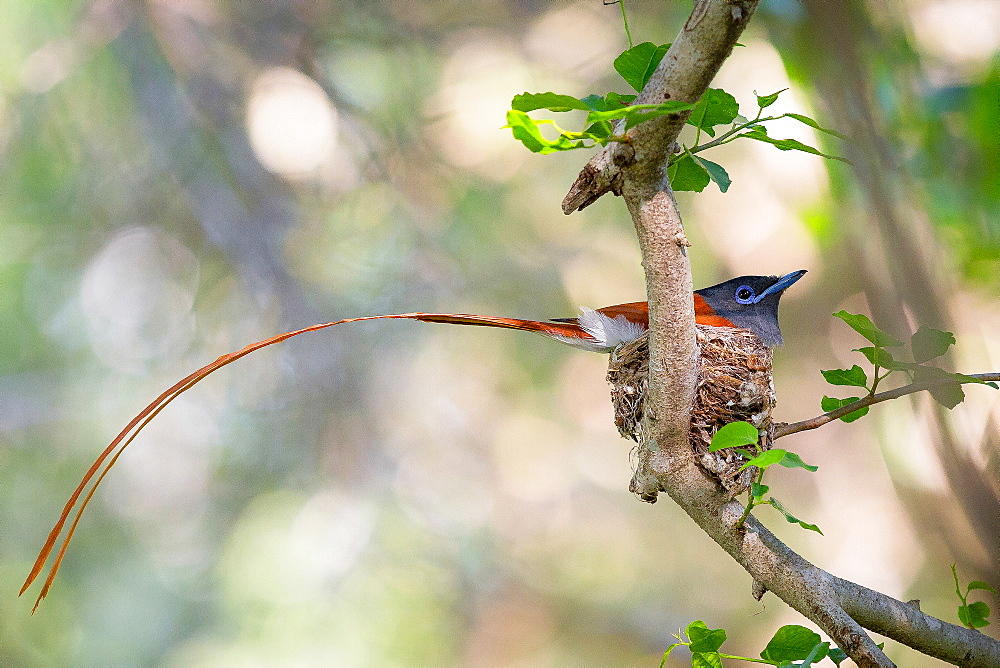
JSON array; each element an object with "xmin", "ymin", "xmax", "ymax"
[{"xmin": 607, "ymin": 325, "xmax": 775, "ymax": 494}]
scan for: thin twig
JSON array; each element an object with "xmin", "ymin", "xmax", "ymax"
[{"xmin": 774, "ymin": 373, "xmax": 1000, "ymax": 440}]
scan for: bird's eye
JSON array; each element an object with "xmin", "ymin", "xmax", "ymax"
[{"xmin": 735, "ymin": 285, "xmax": 755, "ymax": 304}]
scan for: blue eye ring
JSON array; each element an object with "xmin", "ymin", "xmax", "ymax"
[{"xmin": 734, "ymin": 285, "xmax": 756, "ymax": 304}]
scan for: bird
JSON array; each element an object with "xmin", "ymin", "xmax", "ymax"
[{"xmin": 20, "ymin": 269, "xmax": 805, "ymax": 612}]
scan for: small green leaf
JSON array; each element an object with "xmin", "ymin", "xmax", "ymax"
[
  {"xmin": 929, "ymin": 382, "xmax": 965, "ymax": 409},
  {"xmin": 667, "ymin": 152, "xmax": 711, "ymax": 192},
  {"xmin": 687, "ymin": 88, "xmax": 739, "ymax": 137},
  {"xmin": 832, "ymin": 311, "xmax": 903, "ymax": 347},
  {"xmin": 912, "ymin": 365, "xmax": 969, "ymax": 408},
  {"xmin": 760, "ymin": 625, "xmax": 823, "ymax": 662},
  {"xmin": 751, "ymin": 483, "xmax": 769, "ymax": 502},
  {"xmin": 767, "ymin": 497, "xmax": 823, "ymax": 534},
  {"xmin": 959, "ymin": 601, "xmax": 991, "ymax": 628},
  {"xmin": 741, "ymin": 127, "xmax": 851, "ymax": 163},
  {"xmin": 614, "ymin": 42, "xmax": 670, "ymax": 93},
  {"xmin": 583, "ymin": 122, "xmax": 611, "ymax": 140},
  {"xmin": 968, "ymin": 581, "xmax": 998, "ymax": 594},
  {"xmin": 687, "ymin": 620, "xmax": 727, "ymax": 653},
  {"xmin": 821, "ymin": 365, "xmax": 868, "ymax": 388},
  {"xmin": 579, "ymin": 94, "xmax": 607, "ymax": 111},
  {"xmin": 911, "ymin": 326, "xmax": 956, "ymax": 363},
  {"xmin": 854, "ymin": 346, "xmax": 910, "ymax": 371},
  {"xmin": 606, "ymin": 91, "xmax": 637, "ymax": 107},
  {"xmin": 584, "ymin": 101, "xmax": 693, "ymax": 127},
  {"xmin": 739, "ymin": 448, "xmax": 787, "ymax": 471},
  {"xmin": 821, "ymin": 396, "xmax": 869, "ymax": 423},
  {"xmin": 504, "ymin": 110, "xmax": 589, "ymax": 154},
  {"xmin": 800, "ymin": 642, "xmax": 831, "ymax": 667},
  {"xmin": 511, "ymin": 92, "xmax": 590, "ymax": 113},
  {"xmin": 783, "ymin": 112, "xmax": 849, "ymax": 139},
  {"xmin": 691, "ymin": 155, "xmax": 731, "ymax": 193},
  {"xmin": 778, "ymin": 451, "xmax": 819, "ymax": 472},
  {"xmin": 756, "ymin": 88, "xmax": 787, "ymax": 109},
  {"xmin": 709, "ymin": 421, "xmax": 759, "ymax": 452},
  {"xmin": 827, "ymin": 648, "xmax": 848, "ymax": 665},
  {"xmin": 691, "ymin": 651, "xmax": 723, "ymax": 668}
]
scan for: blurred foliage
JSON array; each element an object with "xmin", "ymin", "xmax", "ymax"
[{"xmin": 1, "ymin": 0, "xmax": 998, "ymax": 666}]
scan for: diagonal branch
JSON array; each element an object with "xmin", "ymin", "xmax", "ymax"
[
  {"xmin": 774, "ymin": 372, "xmax": 1000, "ymax": 440},
  {"xmin": 571, "ymin": 1, "xmax": 1000, "ymax": 666}
]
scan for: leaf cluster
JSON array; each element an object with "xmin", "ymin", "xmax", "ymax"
[
  {"xmin": 952, "ymin": 565, "xmax": 995, "ymax": 630},
  {"xmin": 661, "ymin": 621, "xmax": 852, "ymax": 667},
  {"xmin": 820, "ymin": 312, "xmax": 997, "ymax": 422},
  {"xmin": 505, "ymin": 42, "xmax": 849, "ymax": 193},
  {"xmin": 709, "ymin": 422, "xmax": 821, "ymax": 535}
]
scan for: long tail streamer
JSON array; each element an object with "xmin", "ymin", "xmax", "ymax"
[{"xmin": 21, "ymin": 312, "xmax": 595, "ymax": 612}]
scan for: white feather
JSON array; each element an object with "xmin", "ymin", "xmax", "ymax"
[{"xmin": 553, "ymin": 307, "xmax": 647, "ymax": 352}]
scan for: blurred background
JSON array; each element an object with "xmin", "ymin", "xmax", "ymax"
[{"xmin": 1, "ymin": 0, "xmax": 998, "ymax": 665}]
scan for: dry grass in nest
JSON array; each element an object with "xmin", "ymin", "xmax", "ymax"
[{"xmin": 607, "ymin": 325, "xmax": 775, "ymax": 494}]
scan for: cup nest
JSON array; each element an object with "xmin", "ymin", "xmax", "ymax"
[{"xmin": 606, "ymin": 325, "xmax": 775, "ymax": 493}]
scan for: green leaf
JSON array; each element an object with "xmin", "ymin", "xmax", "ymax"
[
  {"xmin": 778, "ymin": 451, "xmax": 819, "ymax": 472},
  {"xmin": 751, "ymin": 483, "xmax": 769, "ymax": 503},
  {"xmin": 911, "ymin": 326, "xmax": 956, "ymax": 363},
  {"xmin": 783, "ymin": 112, "xmax": 849, "ymax": 139},
  {"xmin": 614, "ymin": 42, "xmax": 670, "ymax": 93},
  {"xmin": 691, "ymin": 155, "xmax": 731, "ymax": 193},
  {"xmin": 583, "ymin": 122, "xmax": 611, "ymax": 140},
  {"xmin": 767, "ymin": 498, "xmax": 824, "ymax": 534},
  {"xmin": 821, "ymin": 365, "xmax": 868, "ymax": 388},
  {"xmin": 687, "ymin": 620, "xmax": 727, "ymax": 653},
  {"xmin": 739, "ymin": 448, "xmax": 787, "ymax": 471},
  {"xmin": 820, "ymin": 396, "xmax": 869, "ymax": 423},
  {"xmin": 709, "ymin": 421, "xmax": 759, "ymax": 452},
  {"xmin": 504, "ymin": 110, "xmax": 590, "ymax": 154},
  {"xmin": 911, "ymin": 366, "xmax": 969, "ymax": 409},
  {"xmin": 929, "ymin": 382, "xmax": 965, "ymax": 409},
  {"xmin": 511, "ymin": 92, "xmax": 590, "ymax": 113},
  {"xmin": 756, "ymin": 88, "xmax": 787, "ymax": 109},
  {"xmin": 832, "ymin": 311, "xmax": 904, "ymax": 347},
  {"xmin": 584, "ymin": 101, "xmax": 693, "ymax": 128},
  {"xmin": 800, "ymin": 642, "xmax": 831, "ymax": 667},
  {"xmin": 579, "ymin": 94, "xmax": 607, "ymax": 111},
  {"xmin": 691, "ymin": 651, "xmax": 723, "ymax": 668},
  {"xmin": 687, "ymin": 88, "xmax": 739, "ymax": 137},
  {"xmin": 854, "ymin": 347, "xmax": 910, "ymax": 371},
  {"xmin": 741, "ymin": 127, "xmax": 851, "ymax": 163},
  {"xmin": 968, "ymin": 581, "xmax": 998, "ymax": 593},
  {"xmin": 606, "ymin": 91, "xmax": 637, "ymax": 107},
  {"xmin": 667, "ymin": 152, "xmax": 711, "ymax": 192},
  {"xmin": 959, "ymin": 601, "xmax": 991, "ymax": 628},
  {"xmin": 783, "ymin": 112, "xmax": 848, "ymax": 140},
  {"xmin": 913, "ymin": 365, "xmax": 991, "ymax": 387},
  {"xmin": 827, "ymin": 648, "xmax": 848, "ymax": 665},
  {"xmin": 760, "ymin": 625, "xmax": 823, "ymax": 662}
]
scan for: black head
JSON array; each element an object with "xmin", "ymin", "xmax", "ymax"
[{"xmin": 695, "ymin": 270, "xmax": 806, "ymax": 346}]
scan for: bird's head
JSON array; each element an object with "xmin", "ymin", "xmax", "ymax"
[{"xmin": 696, "ymin": 270, "xmax": 807, "ymax": 346}]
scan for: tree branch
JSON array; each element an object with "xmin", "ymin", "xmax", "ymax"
[
  {"xmin": 774, "ymin": 373, "xmax": 1000, "ymax": 440},
  {"xmin": 572, "ymin": 2, "xmax": 1000, "ymax": 665}
]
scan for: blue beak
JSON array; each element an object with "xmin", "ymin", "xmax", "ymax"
[{"xmin": 753, "ymin": 269, "xmax": 807, "ymax": 303}]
